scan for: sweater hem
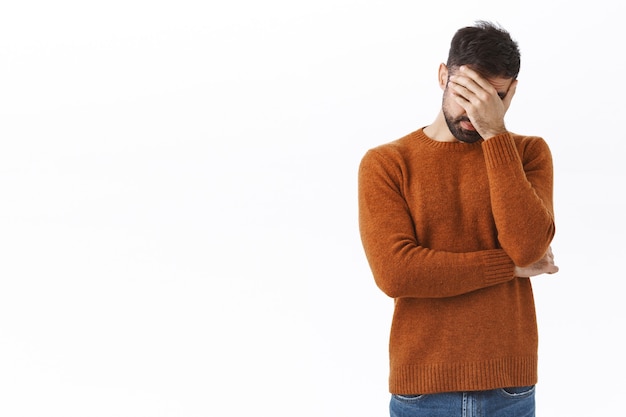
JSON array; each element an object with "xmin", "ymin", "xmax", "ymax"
[{"xmin": 390, "ymin": 356, "xmax": 538, "ymax": 395}]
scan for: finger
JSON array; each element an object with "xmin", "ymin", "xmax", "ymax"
[
  {"xmin": 447, "ymin": 81, "xmax": 474, "ymax": 111},
  {"xmin": 449, "ymin": 75, "xmax": 481, "ymax": 100},
  {"xmin": 457, "ymin": 66, "xmax": 494, "ymax": 95},
  {"xmin": 448, "ymin": 74, "xmax": 472, "ymax": 101},
  {"xmin": 448, "ymin": 78, "xmax": 486, "ymax": 110}
]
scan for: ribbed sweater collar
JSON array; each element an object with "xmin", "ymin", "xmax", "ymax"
[{"xmin": 413, "ymin": 127, "xmax": 485, "ymax": 151}]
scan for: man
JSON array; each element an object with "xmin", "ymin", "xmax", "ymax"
[{"xmin": 358, "ymin": 21, "xmax": 558, "ymax": 417}]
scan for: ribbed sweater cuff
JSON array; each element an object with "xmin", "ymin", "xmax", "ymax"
[
  {"xmin": 483, "ymin": 250, "xmax": 515, "ymax": 286},
  {"xmin": 482, "ymin": 133, "xmax": 518, "ymax": 168}
]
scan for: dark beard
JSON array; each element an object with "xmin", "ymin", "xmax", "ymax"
[{"xmin": 443, "ymin": 110, "xmax": 483, "ymax": 144}]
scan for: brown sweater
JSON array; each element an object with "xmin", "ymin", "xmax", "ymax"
[{"xmin": 358, "ymin": 128, "xmax": 555, "ymax": 394}]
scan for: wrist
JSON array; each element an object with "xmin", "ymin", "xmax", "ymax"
[{"xmin": 481, "ymin": 128, "xmax": 507, "ymax": 140}]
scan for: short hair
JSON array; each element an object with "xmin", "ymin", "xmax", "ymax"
[{"xmin": 446, "ymin": 21, "xmax": 521, "ymax": 79}]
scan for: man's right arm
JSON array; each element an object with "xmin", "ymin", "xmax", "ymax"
[{"xmin": 358, "ymin": 149, "xmax": 517, "ymax": 299}]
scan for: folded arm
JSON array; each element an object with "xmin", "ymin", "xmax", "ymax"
[{"xmin": 358, "ymin": 149, "xmax": 516, "ymax": 299}]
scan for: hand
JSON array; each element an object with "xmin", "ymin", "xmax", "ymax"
[
  {"xmin": 514, "ymin": 246, "xmax": 559, "ymax": 277},
  {"xmin": 448, "ymin": 66, "xmax": 517, "ymax": 139}
]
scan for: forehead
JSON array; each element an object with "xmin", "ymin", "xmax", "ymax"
[
  {"xmin": 449, "ymin": 65, "xmax": 514, "ymax": 93},
  {"xmin": 488, "ymin": 76, "xmax": 514, "ymax": 92}
]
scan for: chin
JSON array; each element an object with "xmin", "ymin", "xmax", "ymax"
[{"xmin": 453, "ymin": 129, "xmax": 482, "ymax": 143}]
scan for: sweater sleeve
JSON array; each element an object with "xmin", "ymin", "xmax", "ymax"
[
  {"xmin": 358, "ymin": 149, "xmax": 515, "ymax": 299},
  {"xmin": 482, "ymin": 133, "xmax": 556, "ymax": 267}
]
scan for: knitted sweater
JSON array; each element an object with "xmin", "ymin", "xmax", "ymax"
[{"xmin": 358, "ymin": 128, "xmax": 555, "ymax": 394}]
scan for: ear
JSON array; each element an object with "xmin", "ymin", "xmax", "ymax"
[{"xmin": 438, "ymin": 63, "xmax": 448, "ymax": 90}]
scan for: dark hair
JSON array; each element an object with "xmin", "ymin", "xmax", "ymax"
[{"xmin": 446, "ymin": 21, "xmax": 520, "ymax": 79}]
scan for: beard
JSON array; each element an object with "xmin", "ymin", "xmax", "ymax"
[{"xmin": 442, "ymin": 92, "xmax": 483, "ymax": 144}]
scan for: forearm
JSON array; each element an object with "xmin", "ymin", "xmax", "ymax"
[
  {"xmin": 360, "ymin": 233, "xmax": 516, "ymax": 298},
  {"xmin": 483, "ymin": 134, "xmax": 556, "ymax": 266}
]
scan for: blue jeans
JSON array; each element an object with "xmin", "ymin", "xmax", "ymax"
[{"xmin": 390, "ymin": 386, "xmax": 535, "ymax": 417}]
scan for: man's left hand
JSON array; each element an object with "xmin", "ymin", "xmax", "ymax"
[{"xmin": 448, "ymin": 66, "xmax": 517, "ymax": 140}]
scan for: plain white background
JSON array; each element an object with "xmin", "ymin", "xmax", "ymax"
[{"xmin": 0, "ymin": 1, "xmax": 624, "ymax": 416}]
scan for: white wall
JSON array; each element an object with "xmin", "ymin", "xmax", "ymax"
[{"xmin": 0, "ymin": 1, "xmax": 623, "ymax": 416}]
